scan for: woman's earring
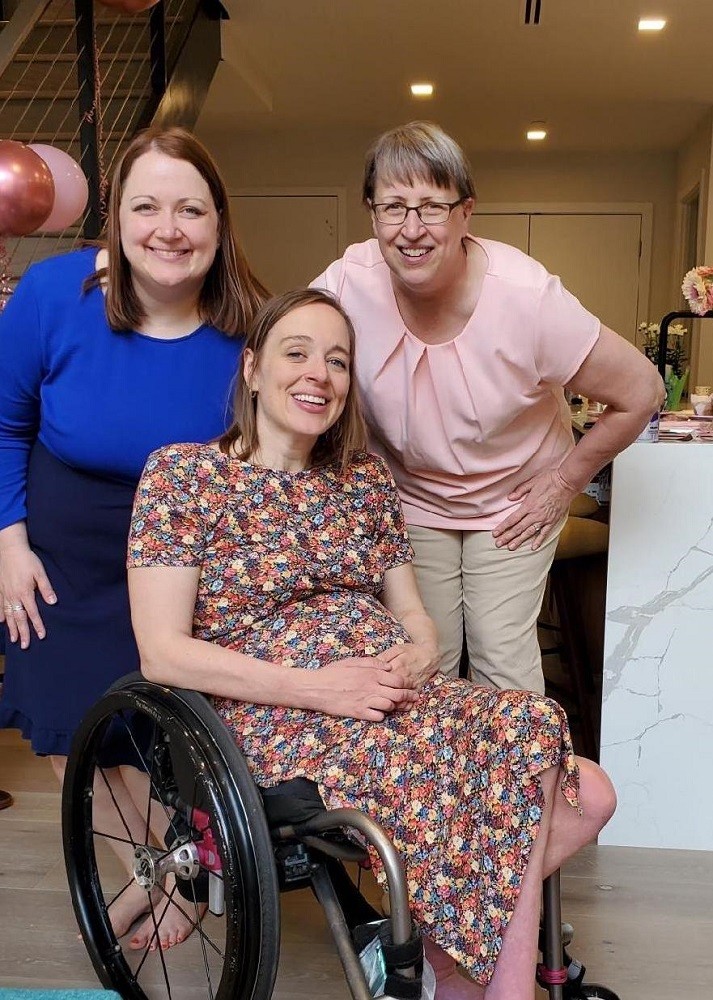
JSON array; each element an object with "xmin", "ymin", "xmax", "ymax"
[{"xmin": 251, "ymin": 389, "xmax": 257, "ymax": 399}]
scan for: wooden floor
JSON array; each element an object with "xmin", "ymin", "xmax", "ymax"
[{"xmin": 0, "ymin": 727, "xmax": 711, "ymax": 1000}]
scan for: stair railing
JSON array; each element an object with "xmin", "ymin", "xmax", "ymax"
[{"xmin": 0, "ymin": 0, "xmax": 208, "ymax": 286}]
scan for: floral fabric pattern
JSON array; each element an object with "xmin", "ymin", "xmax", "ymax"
[{"xmin": 128, "ymin": 443, "xmax": 579, "ymax": 984}]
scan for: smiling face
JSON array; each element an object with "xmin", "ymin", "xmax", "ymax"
[
  {"xmin": 243, "ymin": 302, "xmax": 352, "ymax": 464},
  {"xmin": 118, "ymin": 149, "xmax": 220, "ymax": 301},
  {"xmin": 371, "ymin": 176, "xmax": 473, "ymax": 296}
]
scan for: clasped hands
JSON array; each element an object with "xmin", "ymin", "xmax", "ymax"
[{"xmin": 311, "ymin": 642, "xmax": 439, "ymax": 722}]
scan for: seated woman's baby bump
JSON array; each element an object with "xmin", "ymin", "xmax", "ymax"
[{"xmin": 226, "ymin": 590, "xmax": 412, "ymax": 668}]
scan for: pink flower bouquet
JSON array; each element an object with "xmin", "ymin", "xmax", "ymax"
[{"xmin": 682, "ymin": 266, "xmax": 713, "ymax": 316}]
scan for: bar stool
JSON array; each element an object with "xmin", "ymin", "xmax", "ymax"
[{"xmin": 541, "ymin": 499, "xmax": 609, "ymax": 761}]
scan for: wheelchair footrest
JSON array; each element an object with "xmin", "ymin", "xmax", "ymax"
[{"xmin": 353, "ymin": 919, "xmax": 424, "ymax": 1000}]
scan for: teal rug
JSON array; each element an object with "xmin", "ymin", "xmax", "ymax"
[{"xmin": 0, "ymin": 992, "xmax": 120, "ymax": 999}]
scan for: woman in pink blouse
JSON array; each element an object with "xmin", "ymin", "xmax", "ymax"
[{"xmin": 313, "ymin": 121, "xmax": 664, "ymax": 694}]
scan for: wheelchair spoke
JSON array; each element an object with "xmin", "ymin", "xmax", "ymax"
[
  {"xmin": 65, "ymin": 681, "xmax": 281, "ymax": 1000},
  {"xmin": 131, "ymin": 882, "xmax": 178, "ymax": 980},
  {"xmin": 153, "ymin": 880, "xmax": 224, "ymax": 959},
  {"xmin": 145, "ymin": 887, "xmax": 175, "ymax": 1000},
  {"xmin": 96, "ymin": 761, "xmax": 139, "ymax": 850},
  {"xmin": 184, "ymin": 860, "xmax": 218, "ymax": 1000},
  {"xmin": 144, "ymin": 718, "xmax": 158, "ymax": 845},
  {"xmin": 111, "ymin": 711, "xmax": 181, "ymax": 844},
  {"xmin": 104, "ymin": 872, "xmax": 145, "ymax": 914},
  {"xmin": 90, "ymin": 828, "xmax": 141, "ymax": 850}
]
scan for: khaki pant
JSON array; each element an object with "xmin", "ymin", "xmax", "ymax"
[{"xmin": 408, "ymin": 519, "xmax": 565, "ymax": 694}]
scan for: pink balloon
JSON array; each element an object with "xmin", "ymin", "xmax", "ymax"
[
  {"xmin": 29, "ymin": 144, "xmax": 89, "ymax": 232},
  {"xmin": 0, "ymin": 140, "xmax": 54, "ymax": 237}
]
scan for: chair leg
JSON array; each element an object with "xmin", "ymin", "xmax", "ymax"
[
  {"xmin": 538, "ymin": 871, "xmax": 565, "ymax": 1000},
  {"xmin": 550, "ymin": 565, "xmax": 599, "ymax": 761}
]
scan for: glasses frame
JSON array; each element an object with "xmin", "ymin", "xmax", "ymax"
[{"xmin": 370, "ymin": 197, "xmax": 468, "ymax": 226}]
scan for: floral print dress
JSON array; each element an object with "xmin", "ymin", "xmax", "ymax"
[{"xmin": 128, "ymin": 443, "xmax": 579, "ymax": 984}]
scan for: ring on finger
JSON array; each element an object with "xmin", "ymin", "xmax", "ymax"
[
  {"xmin": 5, "ymin": 603, "xmax": 24, "ymax": 613},
  {"xmin": 532, "ymin": 523, "xmax": 542, "ymax": 534}
]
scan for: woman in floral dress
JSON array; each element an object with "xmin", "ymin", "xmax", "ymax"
[{"xmin": 127, "ymin": 288, "xmax": 616, "ymax": 999}]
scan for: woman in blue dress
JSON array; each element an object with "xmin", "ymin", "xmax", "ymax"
[{"xmin": 0, "ymin": 125, "xmax": 267, "ymax": 948}]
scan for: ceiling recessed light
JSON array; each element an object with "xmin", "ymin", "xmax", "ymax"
[
  {"xmin": 638, "ymin": 18, "xmax": 667, "ymax": 31},
  {"xmin": 410, "ymin": 83, "xmax": 434, "ymax": 98},
  {"xmin": 527, "ymin": 123, "xmax": 547, "ymax": 141}
]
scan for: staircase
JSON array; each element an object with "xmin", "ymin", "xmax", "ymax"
[{"xmin": 0, "ymin": 0, "xmax": 225, "ymax": 287}]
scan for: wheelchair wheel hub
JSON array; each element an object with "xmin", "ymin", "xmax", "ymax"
[{"xmin": 132, "ymin": 841, "xmax": 200, "ymax": 889}]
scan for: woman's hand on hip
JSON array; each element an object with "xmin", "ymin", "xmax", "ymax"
[
  {"xmin": 378, "ymin": 642, "xmax": 440, "ymax": 690},
  {"xmin": 306, "ymin": 657, "xmax": 418, "ymax": 721},
  {"xmin": 492, "ymin": 469, "xmax": 575, "ymax": 551},
  {"xmin": 0, "ymin": 543, "xmax": 57, "ymax": 648}
]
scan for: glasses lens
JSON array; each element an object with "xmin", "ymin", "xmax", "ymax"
[
  {"xmin": 419, "ymin": 203, "xmax": 452, "ymax": 223},
  {"xmin": 375, "ymin": 204, "xmax": 407, "ymax": 224}
]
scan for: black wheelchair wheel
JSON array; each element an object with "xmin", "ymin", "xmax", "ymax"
[
  {"xmin": 577, "ymin": 987, "xmax": 620, "ymax": 1000},
  {"xmin": 62, "ymin": 674, "xmax": 280, "ymax": 1000}
]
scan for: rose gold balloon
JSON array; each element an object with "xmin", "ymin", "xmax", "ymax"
[
  {"xmin": 96, "ymin": 0, "xmax": 160, "ymax": 13},
  {"xmin": 0, "ymin": 140, "xmax": 55, "ymax": 237}
]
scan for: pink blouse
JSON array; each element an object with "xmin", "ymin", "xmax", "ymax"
[{"xmin": 313, "ymin": 237, "xmax": 600, "ymax": 530}]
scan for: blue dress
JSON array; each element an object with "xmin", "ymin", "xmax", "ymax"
[{"xmin": 0, "ymin": 248, "xmax": 243, "ymax": 755}]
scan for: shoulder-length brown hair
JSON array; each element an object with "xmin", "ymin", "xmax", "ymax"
[
  {"xmin": 218, "ymin": 288, "xmax": 367, "ymax": 472},
  {"xmin": 84, "ymin": 125, "xmax": 268, "ymax": 335}
]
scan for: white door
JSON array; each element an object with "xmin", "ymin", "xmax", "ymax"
[
  {"xmin": 470, "ymin": 213, "xmax": 529, "ymax": 253},
  {"xmin": 471, "ymin": 211, "xmax": 642, "ymax": 344},
  {"xmin": 229, "ymin": 194, "xmax": 340, "ymax": 295},
  {"xmin": 529, "ymin": 214, "xmax": 642, "ymax": 343}
]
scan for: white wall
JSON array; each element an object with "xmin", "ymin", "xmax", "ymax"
[
  {"xmin": 197, "ymin": 123, "xmax": 678, "ymax": 338},
  {"xmin": 676, "ymin": 113, "xmax": 713, "ymax": 385}
]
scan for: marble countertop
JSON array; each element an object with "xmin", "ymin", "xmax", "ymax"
[{"xmin": 599, "ymin": 442, "xmax": 713, "ymax": 850}]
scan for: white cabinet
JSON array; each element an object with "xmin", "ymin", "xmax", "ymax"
[
  {"xmin": 230, "ymin": 193, "xmax": 341, "ymax": 295},
  {"xmin": 471, "ymin": 208, "xmax": 649, "ymax": 343}
]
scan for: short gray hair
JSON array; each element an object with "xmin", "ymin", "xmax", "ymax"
[{"xmin": 362, "ymin": 121, "xmax": 476, "ymax": 204}]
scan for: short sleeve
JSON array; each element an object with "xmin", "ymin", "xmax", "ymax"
[
  {"xmin": 128, "ymin": 445, "xmax": 210, "ymax": 567},
  {"xmin": 534, "ymin": 274, "xmax": 601, "ymax": 385},
  {"xmin": 370, "ymin": 456, "xmax": 413, "ymax": 571}
]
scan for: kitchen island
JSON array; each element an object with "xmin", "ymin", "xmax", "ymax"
[{"xmin": 599, "ymin": 440, "xmax": 713, "ymax": 850}]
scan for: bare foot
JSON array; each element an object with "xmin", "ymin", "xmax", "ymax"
[
  {"xmin": 105, "ymin": 881, "xmax": 156, "ymax": 940},
  {"xmin": 129, "ymin": 893, "xmax": 208, "ymax": 952}
]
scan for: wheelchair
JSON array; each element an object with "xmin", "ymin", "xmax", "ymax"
[{"xmin": 62, "ymin": 673, "xmax": 620, "ymax": 1000}]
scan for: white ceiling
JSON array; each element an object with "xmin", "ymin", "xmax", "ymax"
[{"xmin": 203, "ymin": 0, "xmax": 713, "ymax": 153}]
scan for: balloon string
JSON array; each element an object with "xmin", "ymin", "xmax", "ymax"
[
  {"xmin": 0, "ymin": 236, "xmax": 13, "ymax": 312},
  {"xmin": 79, "ymin": 15, "xmax": 108, "ymax": 224},
  {"xmin": 93, "ymin": 16, "xmax": 108, "ymax": 220}
]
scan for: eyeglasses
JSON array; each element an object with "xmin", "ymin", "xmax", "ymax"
[{"xmin": 370, "ymin": 198, "xmax": 467, "ymax": 226}]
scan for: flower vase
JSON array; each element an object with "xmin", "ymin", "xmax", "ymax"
[{"xmin": 665, "ymin": 368, "xmax": 689, "ymax": 411}]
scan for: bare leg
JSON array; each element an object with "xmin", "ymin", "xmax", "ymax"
[
  {"xmin": 50, "ymin": 756, "xmax": 204, "ymax": 949},
  {"xmin": 417, "ymin": 761, "xmax": 617, "ymax": 1000},
  {"xmin": 51, "ymin": 755, "xmax": 157, "ymax": 938},
  {"xmin": 424, "ymin": 937, "xmax": 485, "ymax": 1000},
  {"xmin": 483, "ymin": 768, "xmax": 558, "ymax": 1000},
  {"xmin": 542, "ymin": 756, "xmax": 617, "ymax": 877},
  {"xmin": 484, "ymin": 760, "xmax": 616, "ymax": 1000},
  {"xmin": 119, "ymin": 765, "xmax": 207, "ymax": 950}
]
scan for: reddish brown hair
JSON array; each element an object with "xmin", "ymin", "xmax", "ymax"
[{"xmin": 85, "ymin": 125, "xmax": 268, "ymax": 334}]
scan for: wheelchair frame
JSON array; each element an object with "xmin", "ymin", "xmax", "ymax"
[{"xmin": 62, "ymin": 674, "xmax": 619, "ymax": 1000}]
